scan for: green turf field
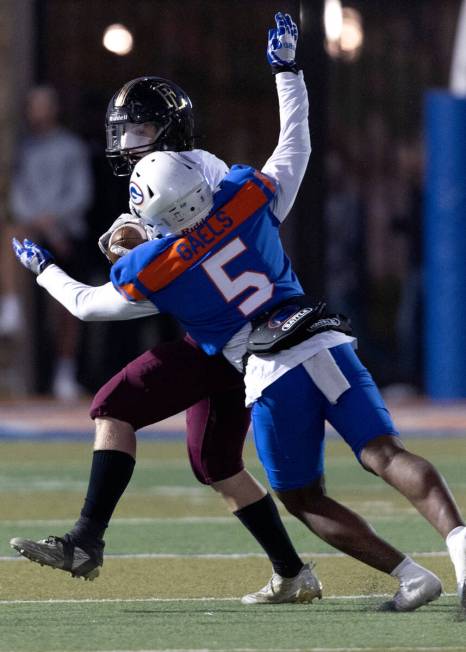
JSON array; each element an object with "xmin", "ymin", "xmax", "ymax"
[{"xmin": 1, "ymin": 437, "xmax": 466, "ymax": 652}]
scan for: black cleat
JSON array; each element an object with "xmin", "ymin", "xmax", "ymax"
[{"xmin": 10, "ymin": 534, "xmax": 103, "ymax": 580}]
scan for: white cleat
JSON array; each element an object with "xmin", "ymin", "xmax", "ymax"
[
  {"xmin": 241, "ymin": 563, "xmax": 322, "ymax": 605},
  {"xmin": 382, "ymin": 568, "xmax": 442, "ymax": 612}
]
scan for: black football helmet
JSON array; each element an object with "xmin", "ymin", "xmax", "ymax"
[{"xmin": 105, "ymin": 76, "xmax": 195, "ymax": 176}]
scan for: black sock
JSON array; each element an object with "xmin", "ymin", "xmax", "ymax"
[
  {"xmin": 69, "ymin": 450, "xmax": 135, "ymax": 545},
  {"xmin": 234, "ymin": 493, "xmax": 303, "ymax": 578}
]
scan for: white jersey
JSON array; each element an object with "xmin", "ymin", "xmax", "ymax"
[
  {"xmin": 37, "ymin": 147, "xmax": 227, "ymax": 322},
  {"xmin": 37, "ymin": 71, "xmax": 354, "ymax": 406}
]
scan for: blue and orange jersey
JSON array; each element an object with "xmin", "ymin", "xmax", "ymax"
[{"xmin": 111, "ymin": 165, "xmax": 303, "ymax": 354}]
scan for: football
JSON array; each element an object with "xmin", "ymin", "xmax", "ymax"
[{"xmin": 107, "ymin": 224, "xmax": 148, "ymax": 263}]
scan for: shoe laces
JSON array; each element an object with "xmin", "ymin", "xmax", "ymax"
[
  {"xmin": 42, "ymin": 535, "xmax": 62, "ymax": 545},
  {"xmin": 265, "ymin": 575, "xmax": 279, "ymax": 594},
  {"xmin": 41, "ymin": 534, "xmax": 76, "ymax": 549}
]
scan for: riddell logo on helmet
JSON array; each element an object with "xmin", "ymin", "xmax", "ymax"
[{"xmin": 108, "ymin": 112, "xmax": 128, "ymax": 122}]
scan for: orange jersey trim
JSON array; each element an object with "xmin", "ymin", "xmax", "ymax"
[
  {"xmin": 137, "ymin": 179, "xmax": 270, "ymax": 294},
  {"xmin": 119, "ymin": 282, "xmax": 146, "ymax": 301}
]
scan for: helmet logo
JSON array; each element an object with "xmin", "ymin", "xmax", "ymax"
[
  {"xmin": 155, "ymin": 83, "xmax": 180, "ymax": 109},
  {"xmin": 108, "ymin": 112, "xmax": 128, "ymax": 122},
  {"xmin": 129, "ymin": 181, "xmax": 144, "ymax": 205}
]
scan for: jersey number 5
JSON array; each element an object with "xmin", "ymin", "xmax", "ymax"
[{"xmin": 202, "ymin": 238, "xmax": 273, "ymax": 316}]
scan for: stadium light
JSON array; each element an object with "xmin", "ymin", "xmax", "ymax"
[
  {"xmin": 324, "ymin": 5, "xmax": 364, "ymax": 62},
  {"xmin": 324, "ymin": 0, "xmax": 343, "ymax": 42},
  {"xmin": 102, "ymin": 24, "xmax": 134, "ymax": 56},
  {"xmin": 339, "ymin": 8, "xmax": 364, "ymax": 59},
  {"xmin": 450, "ymin": 0, "xmax": 466, "ymax": 94}
]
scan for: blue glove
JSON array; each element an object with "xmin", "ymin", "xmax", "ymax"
[
  {"xmin": 267, "ymin": 12, "xmax": 299, "ymax": 74},
  {"xmin": 12, "ymin": 238, "xmax": 54, "ymax": 275}
]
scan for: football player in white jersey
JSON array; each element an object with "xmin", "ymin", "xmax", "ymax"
[
  {"xmin": 9, "ymin": 13, "xmax": 322, "ymax": 605},
  {"xmin": 12, "ymin": 12, "xmax": 466, "ymax": 611}
]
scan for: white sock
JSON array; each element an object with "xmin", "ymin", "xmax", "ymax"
[
  {"xmin": 390, "ymin": 556, "xmax": 425, "ymax": 580},
  {"xmin": 446, "ymin": 525, "xmax": 466, "ymax": 587},
  {"xmin": 391, "ymin": 556, "xmax": 440, "ymax": 583},
  {"xmin": 446, "ymin": 525, "xmax": 465, "ymax": 545}
]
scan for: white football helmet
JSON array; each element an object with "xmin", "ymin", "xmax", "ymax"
[{"xmin": 129, "ymin": 151, "xmax": 214, "ymax": 236}]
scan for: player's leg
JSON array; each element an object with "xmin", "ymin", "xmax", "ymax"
[
  {"xmin": 326, "ymin": 343, "xmax": 462, "ymax": 607},
  {"xmin": 360, "ymin": 435, "xmax": 464, "ymax": 538},
  {"xmin": 186, "ymin": 379, "xmax": 321, "ymax": 604},
  {"xmin": 9, "ymin": 415, "xmax": 135, "ymax": 580},
  {"xmin": 64, "ymin": 338, "xmax": 216, "ymax": 552},
  {"xmin": 10, "ymin": 336, "xmax": 316, "ymax": 597},
  {"xmin": 360, "ymin": 435, "xmax": 466, "ymax": 606},
  {"xmin": 251, "ymin": 361, "xmax": 441, "ymax": 611},
  {"xmin": 253, "ymin": 364, "xmax": 404, "ymax": 570},
  {"xmin": 277, "ymin": 475, "xmax": 404, "ymax": 572},
  {"xmin": 10, "ymin": 337, "xmax": 214, "ymax": 578}
]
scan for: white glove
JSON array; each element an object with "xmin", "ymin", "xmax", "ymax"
[
  {"xmin": 12, "ymin": 238, "xmax": 54, "ymax": 275},
  {"xmin": 267, "ymin": 12, "xmax": 299, "ymax": 73},
  {"xmin": 98, "ymin": 213, "xmax": 157, "ymax": 262}
]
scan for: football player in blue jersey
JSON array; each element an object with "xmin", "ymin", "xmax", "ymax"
[
  {"xmin": 9, "ymin": 12, "xmax": 323, "ymax": 605},
  {"xmin": 12, "ymin": 13, "xmax": 466, "ymax": 611}
]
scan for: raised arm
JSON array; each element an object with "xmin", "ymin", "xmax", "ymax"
[{"xmin": 261, "ymin": 13, "xmax": 311, "ymax": 222}]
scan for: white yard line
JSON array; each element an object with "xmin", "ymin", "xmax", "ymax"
[
  {"xmin": 0, "ymin": 592, "xmax": 458, "ymax": 605},
  {"xmin": 0, "ymin": 511, "xmax": 428, "ymax": 527},
  {"xmin": 82, "ymin": 649, "xmax": 466, "ymax": 652},
  {"xmin": 83, "ymin": 648, "xmax": 466, "ymax": 652},
  {"xmin": 0, "ymin": 550, "xmax": 451, "ymax": 562},
  {"xmin": 1, "ymin": 516, "xmax": 237, "ymax": 526}
]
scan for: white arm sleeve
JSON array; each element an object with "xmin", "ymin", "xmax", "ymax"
[
  {"xmin": 37, "ymin": 264, "xmax": 159, "ymax": 321},
  {"xmin": 261, "ymin": 71, "xmax": 311, "ymax": 222}
]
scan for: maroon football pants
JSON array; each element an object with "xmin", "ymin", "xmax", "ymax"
[{"xmin": 90, "ymin": 335, "xmax": 250, "ymax": 484}]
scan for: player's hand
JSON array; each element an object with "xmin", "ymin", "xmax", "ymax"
[
  {"xmin": 267, "ymin": 12, "xmax": 299, "ymax": 74},
  {"xmin": 98, "ymin": 213, "xmax": 156, "ymax": 261},
  {"xmin": 12, "ymin": 238, "xmax": 54, "ymax": 275}
]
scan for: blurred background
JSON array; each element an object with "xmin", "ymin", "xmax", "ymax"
[{"xmin": 0, "ymin": 0, "xmax": 465, "ymax": 403}]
